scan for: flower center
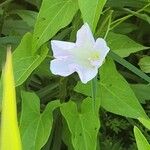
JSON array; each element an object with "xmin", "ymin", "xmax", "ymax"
[
  {"xmin": 88, "ymin": 51, "xmax": 100, "ymax": 67},
  {"xmin": 72, "ymin": 47, "xmax": 100, "ymax": 67},
  {"xmin": 88, "ymin": 51, "xmax": 100, "ymax": 61}
]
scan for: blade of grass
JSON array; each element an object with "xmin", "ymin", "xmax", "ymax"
[
  {"xmin": 109, "ymin": 51, "xmax": 150, "ymax": 83},
  {"xmin": 91, "ymin": 76, "xmax": 97, "ymax": 110}
]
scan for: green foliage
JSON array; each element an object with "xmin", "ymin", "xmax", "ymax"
[
  {"xmin": 131, "ymin": 84, "xmax": 150, "ymax": 103},
  {"xmin": 20, "ymin": 91, "xmax": 60, "ymax": 150},
  {"xmin": 134, "ymin": 126, "xmax": 150, "ymax": 150},
  {"xmin": 32, "ymin": 0, "xmax": 78, "ymax": 51},
  {"xmin": 60, "ymin": 98, "xmax": 100, "ymax": 150},
  {"xmin": 138, "ymin": 118, "xmax": 150, "ymax": 130},
  {"xmin": 78, "ymin": 0, "xmax": 107, "ymax": 32},
  {"xmin": 11, "ymin": 10, "xmax": 38, "ymax": 27},
  {"xmin": 139, "ymin": 56, "xmax": 150, "ymax": 73},
  {"xmin": 13, "ymin": 32, "xmax": 48, "ymax": 86},
  {"xmin": 99, "ymin": 59, "xmax": 147, "ymax": 118},
  {"xmin": 75, "ymin": 59, "xmax": 147, "ymax": 119},
  {"xmin": 0, "ymin": 0, "xmax": 150, "ymax": 149},
  {"xmin": 107, "ymin": 32, "xmax": 148, "ymax": 57}
]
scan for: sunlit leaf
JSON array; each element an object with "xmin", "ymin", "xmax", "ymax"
[
  {"xmin": 138, "ymin": 118, "xmax": 150, "ymax": 130},
  {"xmin": 78, "ymin": 0, "xmax": 107, "ymax": 32},
  {"xmin": 13, "ymin": 32, "xmax": 48, "ymax": 86},
  {"xmin": 107, "ymin": 32, "xmax": 149, "ymax": 57},
  {"xmin": 134, "ymin": 126, "xmax": 150, "ymax": 150},
  {"xmin": 20, "ymin": 91, "xmax": 60, "ymax": 150},
  {"xmin": 60, "ymin": 98, "xmax": 100, "ymax": 150},
  {"xmin": 32, "ymin": 0, "xmax": 78, "ymax": 52},
  {"xmin": 0, "ymin": 49, "xmax": 22, "ymax": 150}
]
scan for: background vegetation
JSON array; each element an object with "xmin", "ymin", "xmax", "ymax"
[{"xmin": 0, "ymin": 0, "xmax": 150, "ymax": 150}]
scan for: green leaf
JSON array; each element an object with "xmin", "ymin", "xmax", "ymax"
[
  {"xmin": 62, "ymin": 120, "xmax": 74, "ymax": 150},
  {"xmin": 60, "ymin": 98, "xmax": 100, "ymax": 150},
  {"xmin": 106, "ymin": 0, "xmax": 149, "ymax": 9},
  {"xmin": 95, "ymin": 9, "xmax": 113, "ymax": 38},
  {"xmin": 2, "ymin": 19, "xmax": 31, "ymax": 36},
  {"xmin": 124, "ymin": 8, "xmax": 150, "ymax": 24},
  {"xmin": 134, "ymin": 126, "xmax": 150, "ymax": 150},
  {"xmin": 113, "ymin": 23, "xmax": 138, "ymax": 34},
  {"xmin": 107, "ymin": 32, "xmax": 149, "ymax": 57},
  {"xmin": 32, "ymin": 0, "xmax": 78, "ymax": 52},
  {"xmin": 0, "ymin": 46, "xmax": 6, "ymax": 70},
  {"xmin": 0, "ymin": 50, "xmax": 22, "ymax": 150},
  {"xmin": 75, "ymin": 59, "xmax": 148, "ymax": 119},
  {"xmin": 139, "ymin": 56, "xmax": 150, "ymax": 73},
  {"xmin": 11, "ymin": 10, "xmax": 38, "ymax": 27},
  {"xmin": 25, "ymin": 0, "xmax": 42, "ymax": 9},
  {"xmin": 131, "ymin": 84, "xmax": 150, "ymax": 103},
  {"xmin": 99, "ymin": 58, "xmax": 147, "ymax": 118},
  {"xmin": 138, "ymin": 118, "xmax": 150, "ymax": 130},
  {"xmin": 20, "ymin": 91, "xmax": 60, "ymax": 150},
  {"xmin": 13, "ymin": 32, "xmax": 48, "ymax": 86},
  {"xmin": 78, "ymin": 0, "xmax": 107, "ymax": 32}
]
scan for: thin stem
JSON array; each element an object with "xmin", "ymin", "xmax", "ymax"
[
  {"xmin": 0, "ymin": 0, "xmax": 13, "ymax": 7},
  {"xmin": 104, "ymin": 14, "xmax": 112, "ymax": 39},
  {"xmin": 110, "ymin": 3, "xmax": 150, "ymax": 30},
  {"xmin": 91, "ymin": 76, "xmax": 97, "ymax": 112}
]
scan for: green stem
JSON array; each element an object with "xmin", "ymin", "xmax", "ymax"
[
  {"xmin": 104, "ymin": 14, "xmax": 112, "ymax": 39},
  {"xmin": 110, "ymin": 2, "xmax": 150, "ymax": 30},
  {"xmin": 91, "ymin": 76, "xmax": 97, "ymax": 112},
  {"xmin": 0, "ymin": 0, "xmax": 13, "ymax": 7}
]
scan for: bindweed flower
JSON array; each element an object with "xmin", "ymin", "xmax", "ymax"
[{"xmin": 50, "ymin": 23, "xmax": 110, "ymax": 83}]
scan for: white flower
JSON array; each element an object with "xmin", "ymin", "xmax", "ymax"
[{"xmin": 50, "ymin": 23, "xmax": 110, "ymax": 84}]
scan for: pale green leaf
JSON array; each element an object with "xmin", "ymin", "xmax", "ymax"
[
  {"xmin": 107, "ymin": 32, "xmax": 149, "ymax": 57},
  {"xmin": 60, "ymin": 98, "xmax": 100, "ymax": 150},
  {"xmin": 134, "ymin": 126, "xmax": 150, "ymax": 150},
  {"xmin": 0, "ymin": 50, "xmax": 22, "ymax": 150},
  {"xmin": 138, "ymin": 118, "xmax": 150, "ymax": 130},
  {"xmin": 32, "ymin": 0, "xmax": 78, "ymax": 51},
  {"xmin": 20, "ymin": 91, "xmax": 60, "ymax": 150},
  {"xmin": 78, "ymin": 0, "xmax": 107, "ymax": 32},
  {"xmin": 139, "ymin": 56, "xmax": 150, "ymax": 73},
  {"xmin": 13, "ymin": 32, "xmax": 48, "ymax": 86}
]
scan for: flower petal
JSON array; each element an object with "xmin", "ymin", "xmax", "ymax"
[
  {"xmin": 76, "ymin": 23, "xmax": 95, "ymax": 47},
  {"xmin": 51, "ymin": 40, "xmax": 75, "ymax": 58},
  {"xmin": 94, "ymin": 38, "xmax": 110, "ymax": 66},
  {"xmin": 50, "ymin": 58, "xmax": 75, "ymax": 76},
  {"xmin": 74, "ymin": 64, "xmax": 98, "ymax": 84}
]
